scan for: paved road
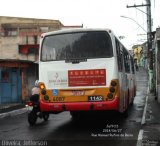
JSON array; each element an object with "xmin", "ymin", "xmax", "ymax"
[{"xmin": 0, "ymin": 68, "xmax": 148, "ymax": 146}]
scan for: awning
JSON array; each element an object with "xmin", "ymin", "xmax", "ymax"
[{"xmin": 0, "ymin": 61, "xmax": 33, "ymax": 68}]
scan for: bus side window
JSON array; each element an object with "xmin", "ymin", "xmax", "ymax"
[
  {"xmin": 123, "ymin": 48, "xmax": 130, "ymax": 73},
  {"xmin": 116, "ymin": 39, "xmax": 123, "ymax": 71},
  {"xmin": 131, "ymin": 57, "xmax": 135, "ymax": 74}
]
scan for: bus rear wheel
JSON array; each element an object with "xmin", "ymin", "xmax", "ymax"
[
  {"xmin": 70, "ymin": 111, "xmax": 81, "ymax": 120},
  {"xmin": 43, "ymin": 113, "xmax": 49, "ymax": 121},
  {"xmin": 122, "ymin": 109, "xmax": 128, "ymax": 118}
]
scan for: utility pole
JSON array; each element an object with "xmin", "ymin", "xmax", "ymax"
[
  {"xmin": 127, "ymin": 1, "xmax": 153, "ymax": 92},
  {"xmin": 146, "ymin": 0, "xmax": 154, "ymax": 92}
]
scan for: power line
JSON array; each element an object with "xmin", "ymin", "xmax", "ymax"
[{"xmin": 127, "ymin": 4, "xmax": 150, "ymax": 8}]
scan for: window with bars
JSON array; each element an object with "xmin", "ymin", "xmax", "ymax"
[{"xmin": 1, "ymin": 28, "xmax": 18, "ymax": 37}]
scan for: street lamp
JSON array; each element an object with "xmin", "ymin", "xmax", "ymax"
[{"xmin": 120, "ymin": 15, "xmax": 147, "ymax": 33}]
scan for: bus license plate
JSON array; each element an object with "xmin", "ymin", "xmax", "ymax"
[{"xmin": 88, "ymin": 96, "xmax": 103, "ymax": 101}]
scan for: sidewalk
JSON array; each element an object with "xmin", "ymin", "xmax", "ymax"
[
  {"xmin": 0, "ymin": 103, "xmax": 27, "ymax": 118},
  {"xmin": 141, "ymin": 92, "xmax": 160, "ymax": 146},
  {"xmin": 0, "ymin": 103, "xmax": 25, "ymax": 113}
]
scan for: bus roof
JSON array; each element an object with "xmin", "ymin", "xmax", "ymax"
[{"xmin": 41, "ymin": 28, "xmax": 114, "ymax": 37}]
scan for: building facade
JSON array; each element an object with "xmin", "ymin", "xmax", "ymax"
[
  {"xmin": 132, "ymin": 43, "xmax": 148, "ymax": 68},
  {"xmin": 0, "ymin": 16, "xmax": 63, "ymax": 103}
]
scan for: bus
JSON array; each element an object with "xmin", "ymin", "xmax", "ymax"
[
  {"xmin": 154, "ymin": 28, "xmax": 160, "ymax": 102},
  {"xmin": 38, "ymin": 28, "xmax": 136, "ymax": 118}
]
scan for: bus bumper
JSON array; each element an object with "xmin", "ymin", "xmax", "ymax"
[{"xmin": 40, "ymin": 98, "xmax": 119, "ymax": 112}]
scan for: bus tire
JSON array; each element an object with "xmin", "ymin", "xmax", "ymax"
[
  {"xmin": 155, "ymin": 90, "xmax": 158, "ymax": 100},
  {"xmin": 130, "ymin": 99, "xmax": 134, "ymax": 106},
  {"xmin": 130, "ymin": 98, "xmax": 134, "ymax": 106},
  {"xmin": 43, "ymin": 113, "xmax": 49, "ymax": 121},
  {"xmin": 122, "ymin": 109, "xmax": 128, "ymax": 118},
  {"xmin": 70, "ymin": 111, "xmax": 80, "ymax": 120},
  {"xmin": 28, "ymin": 111, "xmax": 37, "ymax": 126},
  {"xmin": 124, "ymin": 95, "xmax": 129, "ymax": 118}
]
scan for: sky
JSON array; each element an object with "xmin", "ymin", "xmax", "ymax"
[{"xmin": 0, "ymin": 0, "xmax": 160, "ymax": 49}]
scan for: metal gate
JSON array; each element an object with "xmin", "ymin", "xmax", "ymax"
[{"xmin": 0, "ymin": 68, "xmax": 22, "ymax": 104}]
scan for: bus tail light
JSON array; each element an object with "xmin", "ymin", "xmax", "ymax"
[
  {"xmin": 41, "ymin": 89, "xmax": 46, "ymax": 95},
  {"xmin": 107, "ymin": 93, "xmax": 113, "ymax": 99},
  {"xmin": 44, "ymin": 95, "xmax": 49, "ymax": 101},
  {"xmin": 39, "ymin": 82, "xmax": 47, "ymax": 100},
  {"xmin": 39, "ymin": 82, "xmax": 46, "ymax": 90},
  {"xmin": 109, "ymin": 87, "xmax": 115, "ymax": 93},
  {"xmin": 107, "ymin": 79, "xmax": 118, "ymax": 100},
  {"xmin": 111, "ymin": 80, "xmax": 117, "ymax": 86}
]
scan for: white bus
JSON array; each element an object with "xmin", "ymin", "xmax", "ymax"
[{"xmin": 38, "ymin": 28, "xmax": 136, "ymax": 118}]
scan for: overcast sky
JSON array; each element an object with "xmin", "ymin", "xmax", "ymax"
[{"xmin": 0, "ymin": 0, "xmax": 160, "ymax": 49}]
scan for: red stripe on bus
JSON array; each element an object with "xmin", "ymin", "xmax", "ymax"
[{"xmin": 40, "ymin": 97, "xmax": 119, "ymax": 112}]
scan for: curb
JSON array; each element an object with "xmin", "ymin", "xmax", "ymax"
[
  {"xmin": 0, "ymin": 107, "xmax": 28, "ymax": 119},
  {"xmin": 136, "ymin": 87, "xmax": 149, "ymax": 146},
  {"xmin": 141, "ymin": 95, "xmax": 149, "ymax": 125}
]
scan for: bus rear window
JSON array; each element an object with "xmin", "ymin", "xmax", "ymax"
[{"xmin": 41, "ymin": 31, "xmax": 113, "ymax": 61}]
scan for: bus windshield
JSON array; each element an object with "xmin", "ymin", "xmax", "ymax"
[{"xmin": 41, "ymin": 31, "xmax": 113, "ymax": 62}]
